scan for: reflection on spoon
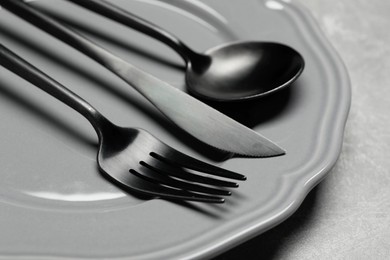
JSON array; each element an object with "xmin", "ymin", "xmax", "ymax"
[{"xmin": 66, "ymin": 0, "xmax": 305, "ymax": 102}]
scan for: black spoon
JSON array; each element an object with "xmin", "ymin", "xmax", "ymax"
[{"xmin": 66, "ymin": 0, "xmax": 305, "ymax": 102}]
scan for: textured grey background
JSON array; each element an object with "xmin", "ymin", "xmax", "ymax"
[{"xmin": 215, "ymin": 0, "xmax": 390, "ymax": 259}]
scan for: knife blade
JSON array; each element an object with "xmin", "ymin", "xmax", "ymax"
[{"xmin": 0, "ymin": 0, "xmax": 285, "ymax": 157}]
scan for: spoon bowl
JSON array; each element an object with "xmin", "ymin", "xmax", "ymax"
[{"xmin": 187, "ymin": 41, "xmax": 304, "ymax": 101}]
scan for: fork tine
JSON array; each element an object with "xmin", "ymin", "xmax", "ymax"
[
  {"xmin": 147, "ymin": 153, "xmax": 239, "ymax": 188},
  {"xmin": 135, "ymin": 162, "xmax": 232, "ymax": 196},
  {"xmin": 150, "ymin": 151, "xmax": 247, "ymax": 181},
  {"xmin": 127, "ymin": 169, "xmax": 225, "ymax": 203}
]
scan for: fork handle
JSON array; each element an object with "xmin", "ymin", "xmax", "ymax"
[{"xmin": 0, "ymin": 44, "xmax": 110, "ymax": 138}]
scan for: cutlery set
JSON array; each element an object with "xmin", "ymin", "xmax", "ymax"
[{"xmin": 0, "ymin": 0, "xmax": 304, "ymax": 203}]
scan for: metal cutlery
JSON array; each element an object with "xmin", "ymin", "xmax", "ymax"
[
  {"xmin": 0, "ymin": 44, "xmax": 247, "ymax": 203},
  {"xmin": 0, "ymin": 0, "xmax": 285, "ymax": 157}
]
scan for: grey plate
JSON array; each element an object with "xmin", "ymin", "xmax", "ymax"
[{"xmin": 0, "ymin": 0, "xmax": 350, "ymax": 259}]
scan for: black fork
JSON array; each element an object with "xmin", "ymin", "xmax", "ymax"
[{"xmin": 0, "ymin": 44, "xmax": 246, "ymax": 203}]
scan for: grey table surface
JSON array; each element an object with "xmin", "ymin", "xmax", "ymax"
[{"xmin": 215, "ymin": 0, "xmax": 390, "ymax": 259}]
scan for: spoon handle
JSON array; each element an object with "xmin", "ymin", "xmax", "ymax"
[
  {"xmin": 0, "ymin": 44, "xmax": 110, "ymax": 138},
  {"xmin": 66, "ymin": 0, "xmax": 199, "ymax": 64}
]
